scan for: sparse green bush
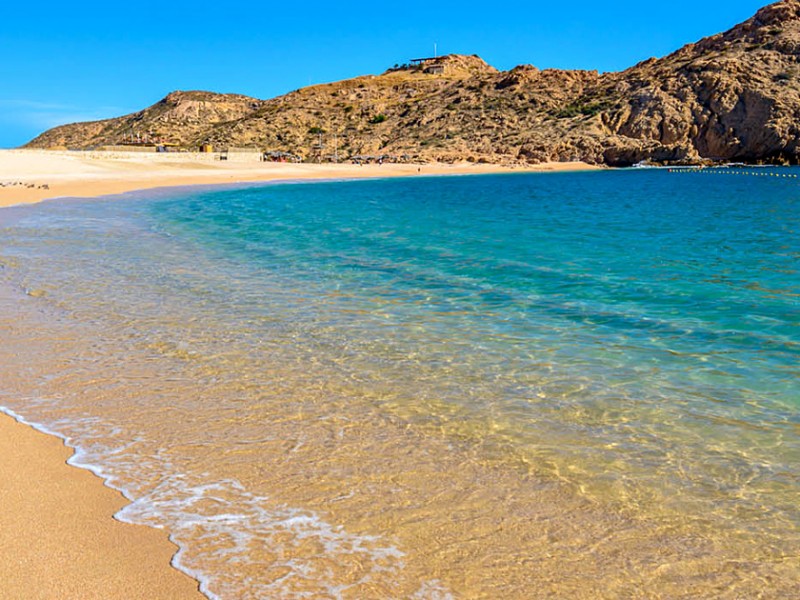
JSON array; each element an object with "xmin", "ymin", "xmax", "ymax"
[
  {"xmin": 308, "ymin": 126, "xmax": 325, "ymax": 134},
  {"xmin": 555, "ymin": 101, "xmax": 611, "ymax": 119},
  {"xmin": 369, "ymin": 114, "xmax": 387, "ymax": 124}
]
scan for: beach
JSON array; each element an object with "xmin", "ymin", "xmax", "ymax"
[
  {"xmin": 1, "ymin": 152, "xmax": 798, "ymax": 598},
  {"xmin": 0, "ymin": 149, "xmax": 597, "ymax": 598},
  {"xmin": 0, "ymin": 411, "xmax": 203, "ymax": 599},
  {"xmin": 0, "ymin": 149, "xmax": 597, "ymax": 209}
]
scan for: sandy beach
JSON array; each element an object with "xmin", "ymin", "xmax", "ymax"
[
  {"xmin": 0, "ymin": 411, "xmax": 203, "ymax": 599},
  {"xmin": 0, "ymin": 149, "xmax": 597, "ymax": 598},
  {"xmin": 1, "ymin": 148, "xmax": 798, "ymax": 598},
  {"xmin": 0, "ymin": 149, "xmax": 598, "ymax": 208}
]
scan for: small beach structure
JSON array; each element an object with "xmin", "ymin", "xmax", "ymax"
[
  {"xmin": 264, "ymin": 151, "xmax": 302, "ymax": 163},
  {"xmin": 349, "ymin": 154, "xmax": 399, "ymax": 165}
]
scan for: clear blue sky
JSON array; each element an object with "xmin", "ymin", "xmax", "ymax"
[{"xmin": 0, "ymin": 0, "xmax": 769, "ymax": 147}]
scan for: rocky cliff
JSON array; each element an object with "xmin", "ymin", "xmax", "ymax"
[{"xmin": 25, "ymin": 1, "xmax": 800, "ymax": 166}]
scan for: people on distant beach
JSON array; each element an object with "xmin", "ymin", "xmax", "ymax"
[{"xmin": 0, "ymin": 181, "xmax": 50, "ymax": 189}]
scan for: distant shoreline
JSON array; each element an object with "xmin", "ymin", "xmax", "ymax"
[{"xmin": 0, "ymin": 149, "xmax": 599, "ymax": 209}]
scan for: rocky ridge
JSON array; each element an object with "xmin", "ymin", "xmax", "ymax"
[{"xmin": 25, "ymin": 1, "xmax": 800, "ymax": 166}]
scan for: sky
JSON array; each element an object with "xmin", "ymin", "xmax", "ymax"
[{"xmin": 0, "ymin": 0, "xmax": 770, "ymax": 148}]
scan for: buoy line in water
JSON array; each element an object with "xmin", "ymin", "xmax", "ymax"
[{"xmin": 668, "ymin": 168, "xmax": 798, "ymax": 178}]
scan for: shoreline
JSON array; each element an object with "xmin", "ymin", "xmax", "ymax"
[
  {"xmin": 0, "ymin": 408, "xmax": 204, "ymax": 599},
  {"xmin": 1, "ymin": 150, "xmax": 798, "ymax": 597},
  {"xmin": 0, "ymin": 148, "xmax": 596, "ymax": 598},
  {"xmin": 0, "ymin": 148, "xmax": 599, "ymax": 209}
]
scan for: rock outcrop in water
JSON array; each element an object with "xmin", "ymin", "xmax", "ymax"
[{"xmin": 24, "ymin": 1, "xmax": 800, "ymax": 166}]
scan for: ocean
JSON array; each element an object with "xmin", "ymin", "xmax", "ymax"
[{"xmin": 1, "ymin": 169, "xmax": 798, "ymax": 598}]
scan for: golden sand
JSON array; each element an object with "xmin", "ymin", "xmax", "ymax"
[
  {"xmin": 0, "ymin": 412, "xmax": 203, "ymax": 599},
  {"xmin": 0, "ymin": 148, "xmax": 598, "ymax": 208}
]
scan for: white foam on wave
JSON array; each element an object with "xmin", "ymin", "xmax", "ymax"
[
  {"xmin": 118, "ymin": 476, "xmax": 407, "ymax": 598},
  {"xmin": 0, "ymin": 405, "xmax": 450, "ymax": 599}
]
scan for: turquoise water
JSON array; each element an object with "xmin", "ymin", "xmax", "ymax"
[{"xmin": 1, "ymin": 169, "xmax": 799, "ymax": 598}]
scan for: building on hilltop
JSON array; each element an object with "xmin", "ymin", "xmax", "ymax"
[{"xmin": 410, "ymin": 57, "xmax": 445, "ymax": 74}]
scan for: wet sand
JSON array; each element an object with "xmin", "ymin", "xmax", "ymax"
[
  {"xmin": 0, "ymin": 149, "xmax": 597, "ymax": 598},
  {"xmin": 0, "ymin": 149, "xmax": 598, "ymax": 208},
  {"xmin": 0, "ymin": 411, "xmax": 204, "ymax": 599}
]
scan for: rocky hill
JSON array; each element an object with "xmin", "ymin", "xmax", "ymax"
[{"xmin": 24, "ymin": 1, "xmax": 800, "ymax": 166}]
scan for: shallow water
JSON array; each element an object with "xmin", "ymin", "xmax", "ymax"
[{"xmin": 1, "ymin": 169, "xmax": 799, "ymax": 598}]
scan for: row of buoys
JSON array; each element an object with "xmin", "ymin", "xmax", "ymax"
[{"xmin": 667, "ymin": 168, "xmax": 799, "ymax": 179}]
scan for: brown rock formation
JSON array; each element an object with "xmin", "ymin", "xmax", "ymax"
[{"xmin": 25, "ymin": 2, "xmax": 800, "ymax": 166}]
